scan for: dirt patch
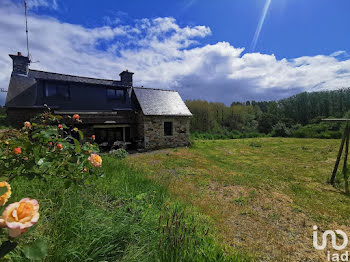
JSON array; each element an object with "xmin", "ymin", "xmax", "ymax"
[{"xmin": 185, "ymin": 181, "xmax": 341, "ymax": 261}]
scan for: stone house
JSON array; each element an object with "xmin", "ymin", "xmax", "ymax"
[{"xmin": 5, "ymin": 52, "xmax": 192, "ymax": 150}]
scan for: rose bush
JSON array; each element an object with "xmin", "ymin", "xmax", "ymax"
[
  {"xmin": 0, "ymin": 108, "xmax": 102, "ymax": 183},
  {"xmin": 0, "ymin": 108, "xmax": 105, "ymax": 259}
]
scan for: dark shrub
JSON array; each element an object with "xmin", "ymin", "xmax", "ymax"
[{"xmin": 271, "ymin": 122, "xmax": 291, "ymax": 137}]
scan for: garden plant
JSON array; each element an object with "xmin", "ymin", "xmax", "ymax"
[{"xmin": 0, "ymin": 107, "xmax": 103, "ymax": 260}]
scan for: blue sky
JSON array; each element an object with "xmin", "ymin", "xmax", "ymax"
[
  {"xmin": 1, "ymin": 0, "xmax": 350, "ymax": 105},
  {"xmin": 34, "ymin": 0, "xmax": 350, "ymax": 58}
]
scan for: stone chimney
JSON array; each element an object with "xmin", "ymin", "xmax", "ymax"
[
  {"xmin": 119, "ymin": 70, "xmax": 134, "ymax": 87},
  {"xmin": 9, "ymin": 52, "xmax": 30, "ymax": 75}
]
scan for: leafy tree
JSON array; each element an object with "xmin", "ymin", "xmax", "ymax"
[{"xmin": 186, "ymin": 87, "xmax": 350, "ymax": 138}]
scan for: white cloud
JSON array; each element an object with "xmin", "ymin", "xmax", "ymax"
[
  {"xmin": 0, "ymin": 0, "xmax": 350, "ymax": 106},
  {"xmin": 330, "ymin": 50, "xmax": 346, "ymax": 57},
  {"xmin": 27, "ymin": 0, "xmax": 58, "ymax": 10}
]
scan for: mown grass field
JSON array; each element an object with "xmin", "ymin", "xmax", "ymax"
[{"xmin": 129, "ymin": 138, "xmax": 350, "ymax": 261}]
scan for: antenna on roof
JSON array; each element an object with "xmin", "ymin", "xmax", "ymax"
[{"xmin": 23, "ymin": 0, "xmax": 31, "ymax": 61}]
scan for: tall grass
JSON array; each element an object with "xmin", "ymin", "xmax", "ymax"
[{"xmin": 5, "ymin": 156, "xmax": 251, "ymax": 261}]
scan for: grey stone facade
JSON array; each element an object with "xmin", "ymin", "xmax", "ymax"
[{"xmin": 138, "ymin": 114, "xmax": 191, "ymax": 150}]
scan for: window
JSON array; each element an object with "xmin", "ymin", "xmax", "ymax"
[
  {"xmin": 107, "ymin": 88, "xmax": 125, "ymax": 101},
  {"xmin": 164, "ymin": 122, "xmax": 173, "ymax": 136},
  {"xmin": 45, "ymin": 82, "xmax": 70, "ymax": 99}
]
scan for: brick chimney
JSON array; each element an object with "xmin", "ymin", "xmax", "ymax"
[
  {"xmin": 119, "ymin": 70, "xmax": 134, "ymax": 87},
  {"xmin": 9, "ymin": 52, "xmax": 30, "ymax": 75}
]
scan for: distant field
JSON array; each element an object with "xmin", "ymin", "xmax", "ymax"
[{"xmin": 130, "ymin": 138, "xmax": 350, "ymax": 261}]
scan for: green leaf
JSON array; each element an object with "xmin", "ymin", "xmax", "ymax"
[
  {"xmin": 23, "ymin": 239, "xmax": 48, "ymax": 261},
  {"xmin": 78, "ymin": 130, "xmax": 84, "ymax": 141},
  {"xmin": 72, "ymin": 138, "xmax": 81, "ymax": 154},
  {"xmin": 37, "ymin": 158, "xmax": 45, "ymax": 166}
]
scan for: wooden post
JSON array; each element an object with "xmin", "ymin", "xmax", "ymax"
[
  {"xmin": 330, "ymin": 126, "xmax": 349, "ymax": 185},
  {"xmin": 343, "ymin": 124, "xmax": 349, "ymax": 194}
]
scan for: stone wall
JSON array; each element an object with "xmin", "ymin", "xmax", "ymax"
[{"xmin": 140, "ymin": 114, "xmax": 191, "ymax": 150}]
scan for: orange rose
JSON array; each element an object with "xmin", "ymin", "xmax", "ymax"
[
  {"xmin": 24, "ymin": 121, "xmax": 31, "ymax": 128},
  {"xmin": 58, "ymin": 124, "xmax": 63, "ymax": 129},
  {"xmin": 88, "ymin": 153, "xmax": 102, "ymax": 168},
  {"xmin": 57, "ymin": 144, "xmax": 63, "ymax": 150},
  {"xmin": 0, "ymin": 198, "xmax": 39, "ymax": 238},
  {"xmin": 73, "ymin": 114, "xmax": 80, "ymax": 120},
  {"xmin": 13, "ymin": 148, "xmax": 21, "ymax": 155},
  {"xmin": 91, "ymin": 135, "xmax": 95, "ymax": 140},
  {"xmin": 0, "ymin": 182, "xmax": 11, "ymax": 207}
]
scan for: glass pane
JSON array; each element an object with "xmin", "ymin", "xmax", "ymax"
[
  {"xmin": 57, "ymin": 85, "xmax": 69, "ymax": 98},
  {"xmin": 107, "ymin": 89, "xmax": 124, "ymax": 100},
  {"xmin": 115, "ymin": 90, "xmax": 124, "ymax": 100},
  {"xmin": 45, "ymin": 84, "xmax": 56, "ymax": 97},
  {"xmin": 107, "ymin": 89, "xmax": 115, "ymax": 98}
]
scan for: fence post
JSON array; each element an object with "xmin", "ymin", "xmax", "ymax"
[
  {"xmin": 342, "ymin": 124, "xmax": 350, "ymax": 194},
  {"xmin": 330, "ymin": 127, "xmax": 348, "ymax": 185}
]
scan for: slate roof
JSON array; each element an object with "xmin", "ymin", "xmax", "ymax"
[
  {"xmin": 133, "ymin": 87, "xmax": 192, "ymax": 116},
  {"xmin": 7, "ymin": 69, "xmax": 192, "ymax": 116},
  {"xmin": 28, "ymin": 69, "xmax": 124, "ymax": 87}
]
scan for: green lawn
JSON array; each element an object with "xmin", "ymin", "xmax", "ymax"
[
  {"xmin": 4, "ymin": 156, "xmax": 250, "ymax": 261},
  {"xmin": 129, "ymin": 138, "xmax": 350, "ymax": 261}
]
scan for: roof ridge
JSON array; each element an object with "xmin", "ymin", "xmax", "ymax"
[
  {"xmin": 133, "ymin": 86, "xmax": 177, "ymax": 92},
  {"xmin": 29, "ymin": 69, "xmax": 119, "ymax": 83}
]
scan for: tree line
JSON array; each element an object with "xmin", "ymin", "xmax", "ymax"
[{"xmin": 186, "ymin": 88, "xmax": 350, "ymax": 138}]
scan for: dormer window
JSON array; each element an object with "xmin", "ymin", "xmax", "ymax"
[
  {"xmin": 44, "ymin": 82, "xmax": 70, "ymax": 99},
  {"xmin": 107, "ymin": 88, "xmax": 125, "ymax": 101}
]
